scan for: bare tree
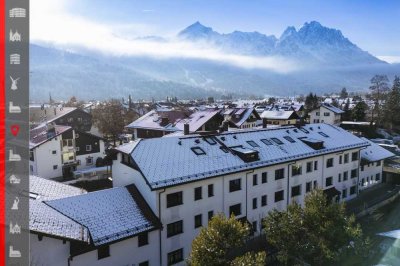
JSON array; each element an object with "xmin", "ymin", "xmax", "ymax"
[{"xmin": 369, "ymin": 75, "xmax": 390, "ymax": 126}]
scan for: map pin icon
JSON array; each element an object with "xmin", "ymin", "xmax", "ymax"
[{"xmin": 11, "ymin": 125, "xmax": 19, "ymax": 137}]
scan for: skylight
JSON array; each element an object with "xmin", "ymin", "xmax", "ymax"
[
  {"xmin": 284, "ymin": 136, "xmax": 296, "ymax": 143},
  {"xmin": 318, "ymin": 132, "xmax": 329, "ymax": 138},
  {"xmin": 271, "ymin": 138, "xmax": 284, "ymax": 145},
  {"xmin": 246, "ymin": 140, "xmax": 260, "ymax": 148},
  {"xmin": 261, "ymin": 139, "xmax": 273, "ymax": 145},
  {"xmin": 191, "ymin": 147, "xmax": 206, "ymax": 155},
  {"xmin": 204, "ymin": 137, "xmax": 217, "ymax": 145}
]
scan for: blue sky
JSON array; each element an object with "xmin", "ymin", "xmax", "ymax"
[{"xmin": 31, "ymin": 0, "xmax": 400, "ymax": 63}]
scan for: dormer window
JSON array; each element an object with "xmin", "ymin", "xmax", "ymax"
[
  {"xmin": 246, "ymin": 141, "xmax": 259, "ymax": 148},
  {"xmin": 191, "ymin": 147, "xmax": 206, "ymax": 155}
]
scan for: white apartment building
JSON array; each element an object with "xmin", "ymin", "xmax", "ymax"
[
  {"xmin": 309, "ymin": 103, "xmax": 344, "ymax": 125},
  {"xmin": 29, "ymin": 124, "xmax": 105, "ymax": 180},
  {"xmin": 111, "ymin": 123, "xmax": 390, "ymax": 265},
  {"xmin": 30, "ymin": 124, "xmax": 393, "ymax": 266}
]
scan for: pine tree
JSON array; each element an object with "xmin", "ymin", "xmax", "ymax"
[
  {"xmin": 384, "ymin": 76, "xmax": 400, "ymax": 129},
  {"xmin": 352, "ymin": 101, "xmax": 368, "ymax": 121}
]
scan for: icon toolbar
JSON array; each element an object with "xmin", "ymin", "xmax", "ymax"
[
  {"xmin": 11, "ymin": 197, "xmax": 20, "ymax": 210},
  {"xmin": 9, "ymin": 150, "xmax": 21, "ymax": 162},
  {"xmin": 11, "ymin": 125, "xmax": 20, "ymax": 137},
  {"xmin": 10, "ymin": 30, "xmax": 21, "ymax": 42},
  {"xmin": 9, "ymin": 246, "xmax": 21, "ymax": 258},
  {"xmin": 10, "ymin": 222, "xmax": 21, "ymax": 234},
  {"xmin": 10, "ymin": 76, "xmax": 20, "ymax": 90}
]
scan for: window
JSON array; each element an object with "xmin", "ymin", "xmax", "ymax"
[
  {"xmin": 275, "ymin": 168, "xmax": 285, "ymax": 180},
  {"xmin": 291, "ymin": 185, "xmax": 301, "ymax": 197},
  {"xmin": 229, "ymin": 179, "xmax": 241, "ymax": 192},
  {"xmin": 344, "ymin": 153, "xmax": 349, "ymax": 163},
  {"xmin": 252, "ymin": 221, "xmax": 258, "ymax": 233},
  {"xmin": 208, "ymin": 211, "xmax": 214, "ymax": 221},
  {"xmin": 194, "ymin": 214, "xmax": 202, "ymax": 228},
  {"xmin": 53, "ymin": 165, "xmax": 58, "ymax": 170},
  {"xmin": 342, "ymin": 189, "xmax": 347, "ymax": 199},
  {"xmin": 351, "ymin": 169, "xmax": 357, "ymax": 179},
  {"xmin": 52, "ymin": 150, "xmax": 57, "ymax": 155},
  {"xmin": 326, "ymin": 158, "xmax": 334, "ymax": 168},
  {"xmin": 253, "ymin": 174, "xmax": 258, "ymax": 186},
  {"xmin": 306, "ymin": 181, "xmax": 312, "ymax": 193},
  {"xmin": 306, "ymin": 162, "xmax": 312, "ymax": 173},
  {"xmin": 291, "ymin": 165, "xmax": 302, "ymax": 176},
  {"xmin": 261, "ymin": 139, "xmax": 273, "ymax": 145},
  {"xmin": 323, "ymin": 112, "xmax": 330, "ymax": 116},
  {"xmin": 139, "ymin": 261, "xmax": 149, "ymax": 266},
  {"xmin": 361, "ymin": 165, "xmax": 364, "ymax": 171},
  {"xmin": 325, "ymin": 176, "xmax": 333, "ymax": 187},
  {"xmin": 168, "ymin": 249, "xmax": 183, "ymax": 265},
  {"xmin": 30, "ymin": 151, "xmax": 34, "ymax": 161},
  {"xmin": 316, "ymin": 111, "xmax": 320, "ymax": 116},
  {"xmin": 229, "ymin": 204, "xmax": 241, "ymax": 216},
  {"xmin": 313, "ymin": 180, "xmax": 318, "ymax": 188},
  {"xmin": 138, "ymin": 232, "xmax": 148, "ymax": 247},
  {"xmin": 208, "ymin": 184, "xmax": 214, "ymax": 197},
  {"xmin": 86, "ymin": 145, "xmax": 92, "ymax": 152},
  {"xmin": 339, "ymin": 155, "xmax": 342, "ymax": 164},
  {"xmin": 271, "ymin": 138, "xmax": 284, "ymax": 145},
  {"xmin": 350, "ymin": 186, "xmax": 356, "ymax": 195},
  {"xmin": 351, "ymin": 152, "xmax": 359, "ymax": 161},
  {"xmin": 97, "ymin": 245, "xmax": 110, "ymax": 260},
  {"xmin": 284, "ymin": 136, "xmax": 296, "ymax": 143},
  {"xmin": 76, "ymin": 146, "xmax": 80, "ymax": 152},
  {"xmin": 166, "ymin": 192, "xmax": 183, "ymax": 208},
  {"xmin": 314, "ymin": 161, "xmax": 318, "ymax": 171},
  {"xmin": 261, "ymin": 195, "xmax": 267, "ymax": 206},
  {"xmin": 343, "ymin": 171, "xmax": 348, "ymax": 181},
  {"xmin": 247, "ymin": 140, "xmax": 260, "ymax": 147},
  {"xmin": 261, "ymin": 172, "xmax": 267, "ymax": 183},
  {"xmin": 252, "ymin": 198, "xmax": 257, "ymax": 209},
  {"xmin": 377, "ymin": 160, "xmax": 382, "ymax": 166},
  {"xmin": 167, "ymin": 220, "xmax": 183, "ymax": 237},
  {"xmin": 204, "ymin": 137, "xmax": 217, "ymax": 145},
  {"xmin": 275, "ymin": 190, "xmax": 284, "ymax": 202},
  {"xmin": 376, "ymin": 173, "xmax": 381, "ymax": 181},
  {"xmin": 191, "ymin": 147, "xmax": 206, "ymax": 155},
  {"xmin": 338, "ymin": 173, "xmax": 342, "ymax": 183},
  {"xmin": 194, "ymin": 187, "xmax": 202, "ymax": 201},
  {"xmin": 86, "ymin": 157, "xmax": 93, "ymax": 165}
]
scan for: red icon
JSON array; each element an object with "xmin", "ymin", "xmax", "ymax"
[{"xmin": 10, "ymin": 125, "xmax": 19, "ymax": 137}]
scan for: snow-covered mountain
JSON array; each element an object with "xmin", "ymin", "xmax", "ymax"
[
  {"xmin": 30, "ymin": 21, "xmax": 399, "ymax": 101},
  {"xmin": 178, "ymin": 21, "xmax": 385, "ymax": 66}
]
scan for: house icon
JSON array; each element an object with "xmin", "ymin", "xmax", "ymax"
[{"xmin": 10, "ymin": 30, "xmax": 21, "ymax": 42}]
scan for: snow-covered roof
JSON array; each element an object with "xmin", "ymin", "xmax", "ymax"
[
  {"xmin": 224, "ymin": 108, "xmax": 260, "ymax": 127},
  {"xmin": 125, "ymin": 109, "xmax": 189, "ymax": 132},
  {"xmin": 29, "ymin": 124, "xmax": 71, "ymax": 149},
  {"xmin": 29, "ymin": 106, "xmax": 77, "ymax": 124},
  {"xmin": 46, "ymin": 185, "xmax": 161, "ymax": 246},
  {"xmin": 360, "ymin": 138, "xmax": 395, "ymax": 162},
  {"xmin": 120, "ymin": 124, "xmax": 369, "ymax": 190},
  {"xmin": 174, "ymin": 109, "xmax": 222, "ymax": 132},
  {"xmin": 321, "ymin": 103, "xmax": 344, "ymax": 114},
  {"xmin": 260, "ymin": 110, "xmax": 298, "ymax": 120},
  {"xmin": 29, "ymin": 175, "xmax": 89, "ymax": 242}
]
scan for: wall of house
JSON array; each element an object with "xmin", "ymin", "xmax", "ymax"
[
  {"xmin": 310, "ymin": 107, "xmax": 341, "ymax": 125},
  {"xmin": 31, "ymin": 137, "xmax": 63, "ymax": 179},
  {"xmin": 30, "ymin": 234, "xmax": 70, "ymax": 266},
  {"xmin": 359, "ymin": 160, "xmax": 383, "ymax": 191},
  {"xmin": 75, "ymin": 139, "xmax": 105, "ymax": 170},
  {"xmin": 112, "ymin": 153, "xmax": 157, "ymax": 212},
  {"xmin": 71, "ymin": 231, "xmax": 159, "ymax": 266}
]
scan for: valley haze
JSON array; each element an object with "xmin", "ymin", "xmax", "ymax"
[{"xmin": 30, "ymin": 21, "xmax": 400, "ymax": 101}]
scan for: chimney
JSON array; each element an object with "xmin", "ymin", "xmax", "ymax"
[
  {"xmin": 223, "ymin": 121, "xmax": 229, "ymax": 132},
  {"xmin": 262, "ymin": 118, "xmax": 268, "ymax": 128},
  {"xmin": 54, "ymin": 108, "xmax": 57, "ymax": 116},
  {"xmin": 184, "ymin": 123, "xmax": 189, "ymax": 135}
]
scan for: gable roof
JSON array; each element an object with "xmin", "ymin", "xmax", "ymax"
[
  {"xmin": 321, "ymin": 103, "xmax": 344, "ymax": 114},
  {"xmin": 360, "ymin": 138, "xmax": 395, "ymax": 162},
  {"xmin": 260, "ymin": 110, "xmax": 299, "ymax": 120},
  {"xmin": 125, "ymin": 109, "xmax": 190, "ymax": 131},
  {"xmin": 46, "ymin": 185, "xmax": 161, "ymax": 246},
  {"xmin": 29, "ymin": 124, "xmax": 72, "ymax": 149},
  {"xmin": 224, "ymin": 108, "xmax": 261, "ymax": 127},
  {"xmin": 120, "ymin": 124, "xmax": 369, "ymax": 190},
  {"xmin": 30, "ymin": 106, "xmax": 78, "ymax": 125},
  {"xmin": 29, "ymin": 175, "xmax": 89, "ymax": 242},
  {"xmin": 174, "ymin": 109, "xmax": 222, "ymax": 132}
]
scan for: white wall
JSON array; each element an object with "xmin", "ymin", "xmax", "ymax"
[
  {"xmin": 76, "ymin": 140, "xmax": 106, "ymax": 170},
  {"xmin": 32, "ymin": 137, "xmax": 63, "ymax": 179},
  {"xmin": 359, "ymin": 160, "xmax": 383, "ymax": 191},
  {"xmin": 30, "ymin": 234, "xmax": 70, "ymax": 266}
]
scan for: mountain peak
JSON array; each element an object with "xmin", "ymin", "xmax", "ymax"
[
  {"xmin": 178, "ymin": 21, "xmax": 217, "ymax": 39},
  {"xmin": 280, "ymin": 26, "xmax": 297, "ymax": 40}
]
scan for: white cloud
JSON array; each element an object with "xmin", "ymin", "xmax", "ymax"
[
  {"xmin": 31, "ymin": 0, "xmax": 298, "ymax": 73},
  {"xmin": 377, "ymin": 56, "xmax": 400, "ymax": 64}
]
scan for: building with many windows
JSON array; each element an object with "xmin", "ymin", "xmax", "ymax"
[{"xmin": 309, "ymin": 103, "xmax": 344, "ymax": 125}]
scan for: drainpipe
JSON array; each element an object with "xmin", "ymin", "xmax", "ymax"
[
  {"xmin": 158, "ymin": 189, "xmax": 166, "ymax": 266},
  {"xmin": 287, "ymin": 162, "xmax": 296, "ymax": 207},
  {"xmin": 245, "ymin": 170, "xmax": 254, "ymax": 219}
]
